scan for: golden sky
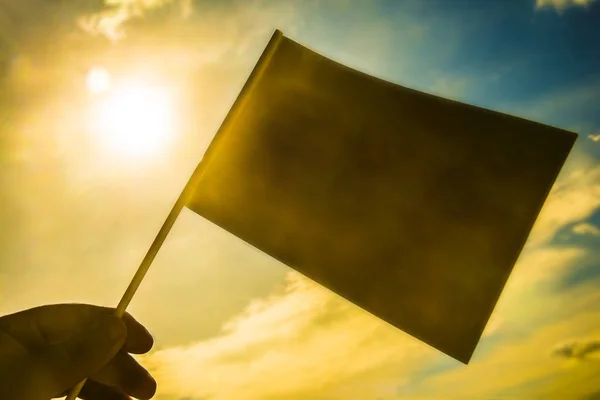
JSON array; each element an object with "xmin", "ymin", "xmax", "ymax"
[{"xmin": 1, "ymin": 0, "xmax": 600, "ymax": 399}]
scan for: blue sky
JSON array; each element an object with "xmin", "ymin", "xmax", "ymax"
[
  {"xmin": 1, "ymin": 0, "xmax": 599, "ymax": 399},
  {"xmin": 380, "ymin": 0, "xmax": 600, "ymax": 132}
]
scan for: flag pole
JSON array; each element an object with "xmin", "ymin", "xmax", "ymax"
[{"xmin": 65, "ymin": 29, "xmax": 283, "ymax": 400}]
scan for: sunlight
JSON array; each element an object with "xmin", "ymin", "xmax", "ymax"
[
  {"xmin": 89, "ymin": 80, "xmax": 176, "ymax": 159},
  {"xmin": 86, "ymin": 66, "xmax": 112, "ymax": 94}
]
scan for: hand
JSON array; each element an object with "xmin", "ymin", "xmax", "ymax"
[{"xmin": 0, "ymin": 304, "xmax": 156, "ymax": 400}]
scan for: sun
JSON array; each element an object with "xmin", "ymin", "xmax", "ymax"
[
  {"xmin": 86, "ymin": 66, "xmax": 112, "ymax": 94},
  {"xmin": 87, "ymin": 73, "xmax": 177, "ymax": 159}
]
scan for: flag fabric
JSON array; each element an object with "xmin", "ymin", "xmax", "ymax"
[{"xmin": 184, "ymin": 30, "xmax": 577, "ymax": 364}]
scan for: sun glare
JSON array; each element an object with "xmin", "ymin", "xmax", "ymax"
[
  {"xmin": 89, "ymin": 81, "xmax": 176, "ymax": 159},
  {"xmin": 86, "ymin": 66, "xmax": 112, "ymax": 94}
]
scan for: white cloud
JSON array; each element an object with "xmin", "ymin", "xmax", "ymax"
[
  {"xmin": 536, "ymin": 0, "xmax": 598, "ymax": 11},
  {"xmin": 527, "ymin": 162, "xmax": 600, "ymax": 246},
  {"xmin": 138, "ymin": 252, "xmax": 600, "ymax": 400},
  {"xmin": 77, "ymin": 0, "xmax": 192, "ymax": 40},
  {"xmin": 588, "ymin": 133, "xmax": 600, "ymax": 142},
  {"xmin": 485, "ymin": 246, "xmax": 586, "ymax": 337},
  {"xmin": 428, "ymin": 75, "xmax": 470, "ymax": 99},
  {"xmin": 415, "ymin": 303, "xmax": 600, "ymax": 399},
  {"xmin": 140, "ymin": 273, "xmax": 436, "ymax": 400},
  {"xmin": 505, "ymin": 247, "xmax": 585, "ymax": 289},
  {"xmin": 572, "ymin": 222, "xmax": 600, "ymax": 236}
]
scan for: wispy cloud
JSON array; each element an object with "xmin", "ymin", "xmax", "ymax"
[
  {"xmin": 572, "ymin": 222, "xmax": 600, "ymax": 236},
  {"xmin": 428, "ymin": 75, "xmax": 471, "ymax": 99},
  {"xmin": 76, "ymin": 0, "xmax": 192, "ymax": 40},
  {"xmin": 416, "ymin": 303, "xmax": 600, "ymax": 399},
  {"xmin": 0, "ymin": 0, "xmax": 111, "ymax": 83},
  {"xmin": 527, "ymin": 163, "xmax": 600, "ymax": 247},
  {"xmin": 536, "ymin": 0, "xmax": 598, "ymax": 12},
  {"xmin": 140, "ymin": 273, "xmax": 436, "ymax": 400},
  {"xmin": 0, "ymin": 0, "xmax": 109, "ymax": 48},
  {"xmin": 139, "ymin": 264, "xmax": 600, "ymax": 400},
  {"xmin": 553, "ymin": 339, "xmax": 600, "ymax": 359}
]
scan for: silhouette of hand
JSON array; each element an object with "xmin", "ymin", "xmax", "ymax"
[{"xmin": 0, "ymin": 304, "xmax": 156, "ymax": 400}]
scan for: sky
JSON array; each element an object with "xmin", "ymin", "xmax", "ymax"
[{"xmin": 0, "ymin": 0, "xmax": 599, "ymax": 399}]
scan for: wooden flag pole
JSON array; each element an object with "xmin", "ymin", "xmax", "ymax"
[
  {"xmin": 65, "ymin": 29, "xmax": 283, "ymax": 400},
  {"xmin": 64, "ymin": 180, "xmax": 191, "ymax": 399}
]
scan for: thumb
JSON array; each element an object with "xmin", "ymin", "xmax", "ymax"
[{"xmin": 34, "ymin": 314, "xmax": 127, "ymax": 395}]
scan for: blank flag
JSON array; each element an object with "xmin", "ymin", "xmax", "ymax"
[{"xmin": 184, "ymin": 30, "xmax": 577, "ymax": 363}]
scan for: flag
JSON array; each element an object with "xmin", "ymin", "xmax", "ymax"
[{"xmin": 183, "ymin": 30, "xmax": 577, "ymax": 363}]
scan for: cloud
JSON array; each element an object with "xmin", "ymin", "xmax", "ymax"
[
  {"xmin": 535, "ymin": 0, "xmax": 598, "ymax": 11},
  {"xmin": 136, "ymin": 222, "xmax": 593, "ymax": 399},
  {"xmin": 0, "ymin": 0, "xmax": 109, "ymax": 51},
  {"xmin": 410, "ymin": 301, "xmax": 600, "ymax": 399},
  {"xmin": 139, "ymin": 272, "xmax": 436, "ymax": 400},
  {"xmin": 589, "ymin": 133, "xmax": 600, "ymax": 142},
  {"xmin": 553, "ymin": 339, "xmax": 600, "ymax": 359},
  {"xmin": 572, "ymin": 223, "xmax": 600, "ymax": 236},
  {"xmin": 428, "ymin": 75, "xmax": 470, "ymax": 99},
  {"xmin": 77, "ymin": 0, "xmax": 192, "ymax": 41},
  {"xmin": 502, "ymin": 247, "xmax": 585, "ymax": 290},
  {"xmin": 482, "ymin": 161, "xmax": 600, "ymax": 335},
  {"xmin": 527, "ymin": 162, "xmax": 600, "ymax": 246},
  {"xmin": 0, "ymin": 0, "xmax": 204, "ymax": 92}
]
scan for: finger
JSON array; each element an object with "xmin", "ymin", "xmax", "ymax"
[
  {"xmin": 78, "ymin": 380, "xmax": 131, "ymax": 400},
  {"xmin": 74, "ymin": 306, "xmax": 153, "ymax": 354},
  {"xmin": 4, "ymin": 304, "xmax": 153, "ymax": 354},
  {"xmin": 35, "ymin": 314, "xmax": 126, "ymax": 394},
  {"xmin": 1, "ymin": 304, "xmax": 102, "ymax": 346},
  {"xmin": 119, "ymin": 312, "xmax": 154, "ymax": 354},
  {"xmin": 91, "ymin": 351, "xmax": 157, "ymax": 400}
]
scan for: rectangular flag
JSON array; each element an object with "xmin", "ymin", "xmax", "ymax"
[{"xmin": 184, "ymin": 30, "xmax": 577, "ymax": 363}]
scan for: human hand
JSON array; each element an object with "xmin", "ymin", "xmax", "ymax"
[{"xmin": 0, "ymin": 304, "xmax": 156, "ymax": 400}]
